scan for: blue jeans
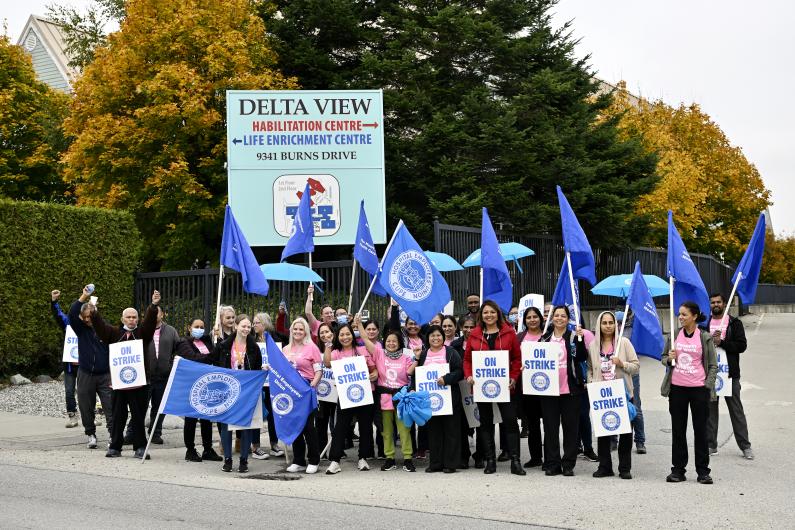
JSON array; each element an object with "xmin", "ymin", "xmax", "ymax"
[
  {"xmin": 631, "ymin": 373, "xmax": 645, "ymax": 444},
  {"xmin": 64, "ymin": 367, "xmax": 77, "ymax": 413},
  {"xmin": 219, "ymin": 424, "xmax": 253, "ymax": 460}
]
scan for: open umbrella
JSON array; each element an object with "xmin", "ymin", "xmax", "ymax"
[
  {"xmin": 590, "ymin": 274, "xmax": 669, "ymax": 298},
  {"xmin": 423, "ymin": 250, "xmax": 464, "ymax": 272},
  {"xmin": 462, "ymin": 242, "xmax": 535, "ymax": 272},
  {"xmin": 259, "ymin": 262, "xmax": 324, "ymax": 283}
]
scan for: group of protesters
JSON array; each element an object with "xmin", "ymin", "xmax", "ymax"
[{"xmin": 51, "ymin": 282, "xmax": 752, "ymax": 484}]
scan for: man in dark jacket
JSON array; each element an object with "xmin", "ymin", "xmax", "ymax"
[
  {"xmin": 143, "ymin": 305, "xmax": 181, "ymax": 444},
  {"xmin": 91, "ymin": 289, "xmax": 159, "ymax": 459},
  {"xmin": 68, "ymin": 286, "xmax": 114, "ymax": 449},
  {"xmin": 52, "ymin": 290, "xmax": 79, "ymax": 428},
  {"xmin": 706, "ymin": 293, "xmax": 753, "ymax": 460}
]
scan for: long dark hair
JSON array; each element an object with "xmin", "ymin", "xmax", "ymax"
[
  {"xmin": 315, "ymin": 322, "xmax": 335, "ymax": 349},
  {"xmin": 680, "ymin": 301, "xmax": 707, "ymax": 323},
  {"xmin": 523, "ymin": 306, "xmax": 544, "ymax": 332},
  {"xmin": 477, "ymin": 300, "xmax": 506, "ymax": 330},
  {"xmin": 332, "ymin": 323, "xmax": 357, "ymax": 351}
]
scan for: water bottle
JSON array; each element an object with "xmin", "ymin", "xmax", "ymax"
[{"xmin": 86, "ymin": 284, "xmax": 95, "ymax": 294}]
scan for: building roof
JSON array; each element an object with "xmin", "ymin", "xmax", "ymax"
[{"xmin": 16, "ymin": 15, "xmax": 78, "ymax": 92}]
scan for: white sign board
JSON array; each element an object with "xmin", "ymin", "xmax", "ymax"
[
  {"xmin": 521, "ymin": 342, "xmax": 560, "ymax": 396},
  {"xmin": 442, "ymin": 300, "xmax": 455, "ymax": 316},
  {"xmin": 587, "ymin": 379, "xmax": 632, "ymax": 437},
  {"xmin": 316, "ymin": 366, "xmax": 339, "ymax": 403},
  {"xmin": 472, "ymin": 350, "xmax": 510, "ymax": 402},
  {"xmin": 715, "ymin": 347, "xmax": 732, "ymax": 397},
  {"xmin": 517, "ymin": 294, "xmax": 544, "ymax": 332},
  {"xmin": 109, "ymin": 340, "xmax": 147, "ymax": 390},
  {"xmin": 331, "ymin": 356, "xmax": 373, "ymax": 409},
  {"xmin": 459, "ymin": 380, "xmax": 502, "ymax": 428},
  {"xmin": 415, "ymin": 364, "xmax": 453, "ymax": 416},
  {"xmin": 62, "ymin": 325, "xmax": 79, "ymax": 363}
]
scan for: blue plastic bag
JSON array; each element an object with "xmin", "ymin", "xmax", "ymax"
[{"xmin": 393, "ymin": 386, "xmax": 432, "ymax": 428}]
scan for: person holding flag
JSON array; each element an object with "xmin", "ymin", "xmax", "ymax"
[{"xmin": 667, "ymin": 211, "xmax": 710, "ymax": 342}]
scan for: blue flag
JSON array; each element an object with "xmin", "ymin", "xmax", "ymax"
[
  {"xmin": 557, "ymin": 186, "xmax": 597, "ymax": 286},
  {"xmin": 354, "ymin": 200, "xmax": 386, "ymax": 297},
  {"xmin": 667, "ymin": 210, "xmax": 709, "ymax": 317},
  {"xmin": 732, "ymin": 213, "xmax": 766, "ymax": 304},
  {"xmin": 281, "ymin": 183, "xmax": 315, "ymax": 262},
  {"xmin": 378, "ymin": 222, "xmax": 451, "ymax": 324},
  {"xmin": 627, "ymin": 261, "xmax": 665, "ymax": 359},
  {"xmin": 160, "ymin": 357, "xmax": 266, "ymax": 427},
  {"xmin": 551, "ymin": 261, "xmax": 580, "ymax": 328},
  {"xmin": 264, "ymin": 332, "xmax": 317, "ymax": 445},
  {"xmin": 481, "ymin": 207, "xmax": 513, "ymax": 312},
  {"xmin": 221, "ymin": 205, "xmax": 269, "ymax": 296}
]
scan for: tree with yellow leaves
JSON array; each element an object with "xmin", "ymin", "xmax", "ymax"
[
  {"xmin": 607, "ymin": 84, "xmax": 770, "ymax": 263},
  {"xmin": 63, "ymin": 0, "xmax": 297, "ymax": 269}
]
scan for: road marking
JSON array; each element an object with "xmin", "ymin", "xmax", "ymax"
[
  {"xmin": 753, "ymin": 313, "xmax": 765, "ymax": 336},
  {"xmin": 764, "ymin": 401, "xmax": 792, "ymax": 407},
  {"xmin": 742, "ymin": 382, "xmax": 764, "ymax": 391}
]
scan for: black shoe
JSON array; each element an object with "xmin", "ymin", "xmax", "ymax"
[
  {"xmin": 133, "ymin": 448, "xmax": 150, "ymax": 460},
  {"xmin": 593, "ymin": 468, "xmax": 614, "ymax": 478},
  {"xmin": 582, "ymin": 448, "xmax": 598, "ymax": 462},
  {"xmin": 636, "ymin": 443, "xmax": 647, "ymax": 454},
  {"xmin": 459, "ymin": 461, "xmax": 469, "ymax": 470},
  {"xmin": 403, "ymin": 459, "xmax": 416, "ymax": 472},
  {"xmin": 123, "ymin": 434, "xmax": 133, "ymax": 445},
  {"xmin": 524, "ymin": 459, "xmax": 543, "ymax": 468},
  {"xmin": 562, "ymin": 469, "xmax": 574, "ymax": 477},
  {"xmin": 697, "ymin": 475, "xmax": 713, "ymax": 485},
  {"xmin": 497, "ymin": 450, "xmax": 509, "ymax": 462},
  {"xmin": 520, "ymin": 426, "xmax": 528, "ymax": 438},
  {"xmin": 510, "ymin": 458, "xmax": 526, "ymax": 476},
  {"xmin": 222, "ymin": 458, "xmax": 233, "ymax": 472},
  {"xmin": 619, "ymin": 471, "xmax": 632, "ymax": 479},
  {"xmin": 666, "ymin": 473, "xmax": 686, "ymax": 483},
  {"xmin": 425, "ymin": 466, "xmax": 442, "ymax": 473},
  {"xmin": 380, "ymin": 458, "xmax": 396, "ymax": 471},
  {"xmin": 238, "ymin": 459, "xmax": 248, "ymax": 473},
  {"xmin": 484, "ymin": 459, "xmax": 496, "ymax": 474},
  {"xmin": 474, "ymin": 459, "xmax": 485, "ymax": 469},
  {"xmin": 202, "ymin": 448, "xmax": 223, "ymax": 462},
  {"xmin": 151, "ymin": 435, "xmax": 164, "ymax": 445},
  {"xmin": 185, "ymin": 448, "xmax": 202, "ymax": 462},
  {"xmin": 443, "ymin": 467, "xmax": 456, "ymax": 474},
  {"xmin": 545, "ymin": 467, "xmax": 562, "ymax": 476},
  {"xmin": 377, "ymin": 452, "xmax": 386, "ymax": 459},
  {"xmin": 105, "ymin": 448, "xmax": 121, "ymax": 458}
]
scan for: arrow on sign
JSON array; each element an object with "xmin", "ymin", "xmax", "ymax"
[
  {"xmin": 232, "ymin": 138, "xmax": 242, "ymax": 145},
  {"xmin": 362, "ymin": 122, "xmax": 379, "ymax": 128}
]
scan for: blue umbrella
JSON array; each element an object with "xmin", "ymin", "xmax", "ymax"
[
  {"xmin": 259, "ymin": 262, "xmax": 324, "ymax": 283},
  {"xmin": 462, "ymin": 242, "xmax": 535, "ymax": 272},
  {"xmin": 590, "ymin": 274, "xmax": 669, "ymax": 298},
  {"xmin": 423, "ymin": 250, "xmax": 464, "ymax": 272}
]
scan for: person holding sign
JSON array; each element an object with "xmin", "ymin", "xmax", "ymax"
[
  {"xmin": 314, "ymin": 322, "xmax": 338, "ymax": 456},
  {"xmin": 661, "ymin": 301, "xmax": 718, "ymax": 484},
  {"xmin": 323, "ymin": 320, "xmax": 378, "ymax": 474},
  {"xmin": 415, "ymin": 325, "xmax": 463, "ymax": 473},
  {"xmin": 51, "ymin": 290, "xmax": 79, "ymax": 428},
  {"xmin": 281, "ymin": 318, "xmax": 323, "ymax": 474},
  {"xmin": 91, "ymin": 289, "xmax": 159, "ymax": 460},
  {"xmin": 706, "ymin": 293, "xmax": 752, "ymax": 460},
  {"xmin": 540, "ymin": 305, "xmax": 587, "ymax": 476},
  {"xmin": 517, "ymin": 307, "xmax": 545, "ymax": 468},
  {"xmin": 463, "ymin": 301, "xmax": 524, "ymax": 476},
  {"xmin": 586, "ymin": 311, "xmax": 639, "ymax": 479},
  {"xmin": 211, "ymin": 314, "xmax": 263, "ymax": 473}
]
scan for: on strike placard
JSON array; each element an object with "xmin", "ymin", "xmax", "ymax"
[
  {"xmin": 62, "ymin": 325, "xmax": 79, "ymax": 363},
  {"xmin": 331, "ymin": 356, "xmax": 373, "ymax": 409},
  {"xmin": 716, "ymin": 347, "xmax": 732, "ymax": 397},
  {"xmin": 316, "ymin": 366, "xmax": 339, "ymax": 403},
  {"xmin": 109, "ymin": 340, "xmax": 147, "ymax": 390},
  {"xmin": 459, "ymin": 380, "xmax": 503, "ymax": 428},
  {"xmin": 521, "ymin": 341, "xmax": 560, "ymax": 396},
  {"xmin": 472, "ymin": 350, "xmax": 510, "ymax": 403},
  {"xmin": 587, "ymin": 379, "xmax": 632, "ymax": 437},
  {"xmin": 415, "ymin": 364, "xmax": 452, "ymax": 416}
]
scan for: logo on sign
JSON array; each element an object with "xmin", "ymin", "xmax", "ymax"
[
  {"xmin": 272, "ymin": 393, "xmax": 294, "ymax": 415},
  {"xmin": 601, "ymin": 411, "xmax": 621, "ymax": 432},
  {"xmin": 429, "ymin": 392, "xmax": 443, "ymax": 412},
  {"xmin": 482, "ymin": 379, "xmax": 501, "ymax": 399},
  {"xmin": 190, "ymin": 373, "xmax": 241, "ymax": 416},
  {"xmin": 70, "ymin": 346, "xmax": 79, "ymax": 361},
  {"xmin": 716, "ymin": 376, "xmax": 724, "ymax": 392},
  {"xmin": 531, "ymin": 372, "xmax": 550, "ymax": 392},
  {"xmin": 119, "ymin": 366, "xmax": 137, "ymax": 384},
  {"xmin": 473, "ymin": 405, "xmax": 480, "ymax": 423},
  {"xmin": 317, "ymin": 380, "xmax": 331, "ymax": 397},
  {"xmin": 347, "ymin": 383, "xmax": 365, "ymax": 404},
  {"xmin": 388, "ymin": 250, "xmax": 433, "ymax": 301}
]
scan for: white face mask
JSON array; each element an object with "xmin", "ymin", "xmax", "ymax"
[{"xmin": 123, "ymin": 324, "xmax": 136, "ymax": 331}]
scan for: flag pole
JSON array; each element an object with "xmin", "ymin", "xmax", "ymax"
[
  {"xmin": 613, "ymin": 302, "xmax": 630, "ymax": 376},
  {"xmin": 565, "ymin": 251, "xmax": 582, "ymax": 342},
  {"xmin": 479, "ymin": 268, "xmax": 484, "ymax": 306},
  {"xmin": 212, "ymin": 265, "xmax": 224, "ymax": 345},
  {"xmin": 347, "ymin": 257, "xmax": 358, "ymax": 314},
  {"xmin": 357, "ymin": 220, "xmax": 403, "ymax": 316},
  {"xmin": 719, "ymin": 272, "xmax": 742, "ymax": 331},
  {"xmin": 140, "ymin": 357, "xmax": 182, "ymax": 463},
  {"xmin": 669, "ymin": 276, "xmax": 676, "ymax": 366}
]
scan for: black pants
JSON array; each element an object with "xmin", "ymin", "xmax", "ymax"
[
  {"xmin": 148, "ymin": 378, "xmax": 167, "ymax": 437},
  {"xmin": 184, "ymin": 417, "xmax": 213, "ymax": 451},
  {"xmin": 540, "ymin": 393, "xmax": 580, "ymax": 472},
  {"xmin": 579, "ymin": 392, "xmax": 593, "ymax": 451},
  {"xmin": 292, "ymin": 409, "xmax": 320, "ymax": 466},
  {"xmin": 373, "ymin": 406, "xmax": 384, "ymax": 457},
  {"xmin": 316, "ymin": 400, "xmax": 336, "ymax": 455},
  {"xmin": 597, "ymin": 432, "xmax": 632, "ymax": 473},
  {"xmin": 476, "ymin": 395, "xmax": 520, "ymax": 460},
  {"xmin": 669, "ymin": 384, "xmax": 711, "ymax": 477},
  {"xmin": 329, "ymin": 403, "xmax": 373, "ymax": 462},
  {"xmin": 521, "ymin": 394, "xmax": 543, "ymax": 463},
  {"xmin": 110, "ymin": 385, "xmax": 149, "ymax": 451},
  {"xmin": 427, "ymin": 410, "xmax": 462, "ymax": 470}
]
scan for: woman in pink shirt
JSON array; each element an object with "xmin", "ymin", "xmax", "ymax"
[
  {"xmin": 661, "ymin": 301, "xmax": 718, "ymax": 485},
  {"xmin": 517, "ymin": 306, "xmax": 545, "ymax": 469},
  {"xmin": 441, "ymin": 315, "xmax": 459, "ymax": 346},
  {"xmin": 280, "ymin": 317, "xmax": 323, "ymax": 474}
]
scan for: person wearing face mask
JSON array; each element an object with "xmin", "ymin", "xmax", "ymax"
[
  {"xmin": 517, "ymin": 307, "xmax": 545, "ymax": 468},
  {"xmin": 90, "ymin": 290, "xmax": 160, "ymax": 460},
  {"xmin": 661, "ymin": 301, "xmax": 718, "ymax": 485},
  {"xmin": 507, "ymin": 306, "xmax": 519, "ymax": 330},
  {"xmin": 304, "ymin": 284, "xmax": 337, "ymax": 340},
  {"xmin": 176, "ymin": 319, "xmax": 223, "ymax": 463},
  {"xmin": 210, "ymin": 314, "xmax": 263, "ymax": 473},
  {"xmin": 314, "ymin": 322, "xmax": 337, "ymax": 456},
  {"xmin": 463, "ymin": 301, "xmax": 525, "ymax": 476},
  {"xmin": 586, "ymin": 311, "xmax": 639, "ymax": 479}
]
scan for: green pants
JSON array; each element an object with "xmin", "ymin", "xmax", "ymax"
[{"xmin": 382, "ymin": 409, "xmax": 413, "ymax": 459}]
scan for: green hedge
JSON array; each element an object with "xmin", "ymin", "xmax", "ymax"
[{"xmin": 0, "ymin": 199, "xmax": 141, "ymax": 375}]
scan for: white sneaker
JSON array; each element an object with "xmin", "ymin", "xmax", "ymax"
[
  {"xmin": 325, "ymin": 461, "xmax": 341, "ymax": 474},
  {"xmin": 306, "ymin": 464, "xmax": 318, "ymax": 474},
  {"xmin": 87, "ymin": 435, "xmax": 97, "ymax": 449},
  {"xmin": 270, "ymin": 446, "xmax": 285, "ymax": 457},
  {"xmin": 251, "ymin": 448, "xmax": 270, "ymax": 460},
  {"xmin": 743, "ymin": 448, "xmax": 755, "ymax": 460},
  {"xmin": 709, "ymin": 447, "xmax": 719, "ymax": 456},
  {"xmin": 358, "ymin": 458, "xmax": 370, "ymax": 471},
  {"xmin": 286, "ymin": 463, "xmax": 306, "ymax": 473}
]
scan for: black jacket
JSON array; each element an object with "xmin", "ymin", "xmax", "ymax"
[
  {"xmin": 91, "ymin": 304, "xmax": 158, "ymax": 379},
  {"xmin": 68, "ymin": 300, "xmax": 110, "ymax": 375},
  {"xmin": 540, "ymin": 329, "xmax": 588, "ymax": 395},
  {"xmin": 450, "ymin": 336, "xmax": 466, "ymax": 358},
  {"xmin": 146, "ymin": 323, "xmax": 181, "ymax": 381},
  {"xmin": 413, "ymin": 345, "xmax": 464, "ymax": 408},
  {"xmin": 211, "ymin": 334, "xmax": 263, "ymax": 371},
  {"xmin": 705, "ymin": 315, "xmax": 747, "ymax": 379},
  {"xmin": 176, "ymin": 334, "xmax": 216, "ymax": 364}
]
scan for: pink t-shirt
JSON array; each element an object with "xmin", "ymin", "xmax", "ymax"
[
  {"xmin": 283, "ymin": 342, "xmax": 322, "ymax": 381},
  {"xmin": 231, "ymin": 341, "xmax": 246, "ymax": 370},
  {"xmin": 709, "ymin": 318, "xmax": 726, "ymax": 340},
  {"xmin": 522, "ymin": 333, "xmax": 542, "ymax": 342},
  {"xmin": 373, "ymin": 349, "xmax": 413, "ymax": 410},
  {"xmin": 550, "ymin": 334, "xmax": 570, "ymax": 395},
  {"xmin": 600, "ymin": 342, "xmax": 615, "ymax": 381},
  {"xmin": 193, "ymin": 339, "xmax": 210, "ymax": 355},
  {"xmin": 672, "ymin": 330, "xmax": 706, "ymax": 387},
  {"xmin": 154, "ymin": 327, "xmax": 161, "ymax": 358},
  {"xmin": 424, "ymin": 347, "xmax": 447, "ymax": 365},
  {"xmin": 582, "ymin": 329, "xmax": 595, "ymax": 349},
  {"xmin": 407, "ymin": 336, "xmax": 423, "ymax": 352},
  {"xmin": 310, "ymin": 320, "xmax": 321, "ymax": 339}
]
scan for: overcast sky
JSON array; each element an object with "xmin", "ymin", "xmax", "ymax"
[{"xmin": 4, "ymin": 0, "xmax": 794, "ymax": 234}]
